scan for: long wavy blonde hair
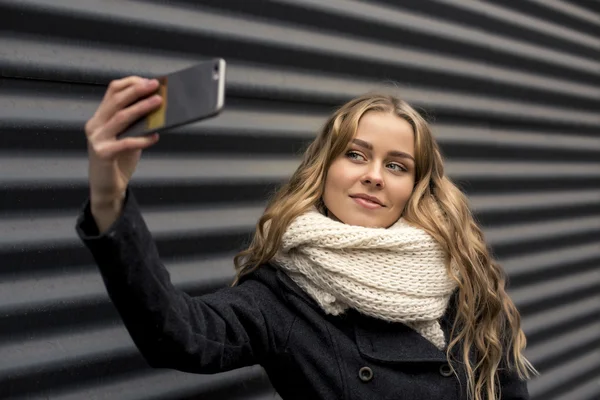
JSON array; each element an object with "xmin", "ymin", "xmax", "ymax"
[{"xmin": 234, "ymin": 93, "xmax": 537, "ymax": 399}]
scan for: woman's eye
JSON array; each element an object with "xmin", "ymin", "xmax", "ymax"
[
  {"xmin": 387, "ymin": 163, "xmax": 407, "ymax": 172},
  {"xmin": 346, "ymin": 151, "xmax": 365, "ymax": 161}
]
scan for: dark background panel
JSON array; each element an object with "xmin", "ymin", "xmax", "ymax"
[{"xmin": 0, "ymin": 1, "xmax": 598, "ymax": 399}]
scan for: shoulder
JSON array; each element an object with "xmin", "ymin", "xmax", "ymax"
[{"xmin": 239, "ymin": 263, "xmax": 318, "ymax": 304}]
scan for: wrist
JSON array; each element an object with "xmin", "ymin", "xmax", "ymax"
[
  {"xmin": 90, "ymin": 191, "xmax": 125, "ymax": 213},
  {"xmin": 90, "ymin": 192, "xmax": 125, "ymax": 234}
]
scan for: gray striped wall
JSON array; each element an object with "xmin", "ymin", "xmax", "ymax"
[{"xmin": 1, "ymin": 1, "xmax": 599, "ymax": 399}]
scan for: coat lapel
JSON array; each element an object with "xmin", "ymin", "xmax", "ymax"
[
  {"xmin": 354, "ymin": 314, "xmax": 448, "ymax": 363},
  {"xmin": 273, "ymin": 265, "xmax": 457, "ymax": 364}
]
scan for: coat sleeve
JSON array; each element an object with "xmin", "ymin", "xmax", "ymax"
[
  {"xmin": 75, "ymin": 189, "xmax": 292, "ymax": 374},
  {"xmin": 497, "ymin": 352, "xmax": 530, "ymax": 400},
  {"xmin": 498, "ymin": 372, "xmax": 529, "ymax": 399}
]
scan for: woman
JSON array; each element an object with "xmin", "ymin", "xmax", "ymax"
[{"xmin": 78, "ymin": 76, "xmax": 537, "ymax": 399}]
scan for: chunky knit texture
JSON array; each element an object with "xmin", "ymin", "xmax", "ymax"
[{"xmin": 273, "ymin": 209, "xmax": 458, "ymax": 350}]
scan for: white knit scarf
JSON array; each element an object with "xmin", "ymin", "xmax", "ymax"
[{"xmin": 272, "ymin": 209, "xmax": 458, "ymax": 350}]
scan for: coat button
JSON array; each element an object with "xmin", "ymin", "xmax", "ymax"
[
  {"xmin": 439, "ymin": 363, "xmax": 453, "ymax": 377},
  {"xmin": 359, "ymin": 366, "xmax": 373, "ymax": 382}
]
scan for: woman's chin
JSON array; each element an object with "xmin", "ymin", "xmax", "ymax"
[{"xmin": 328, "ymin": 212, "xmax": 389, "ymax": 229}]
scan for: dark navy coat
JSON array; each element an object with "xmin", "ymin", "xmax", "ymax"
[{"xmin": 76, "ymin": 190, "xmax": 529, "ymax": 400}]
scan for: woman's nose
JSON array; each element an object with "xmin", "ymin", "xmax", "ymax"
[{"xmin": 361, "ymin": 166, "xmax": 384, "ymax": 188}]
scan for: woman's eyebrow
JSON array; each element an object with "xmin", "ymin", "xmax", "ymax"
[{"xmin": 351, "ymin": 138, "xmax": 415, "ymax": 162}]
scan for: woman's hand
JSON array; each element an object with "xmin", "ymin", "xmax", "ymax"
[{"xmin": 85, "ymin": 76, "xmax": 163, "ymax": 232}]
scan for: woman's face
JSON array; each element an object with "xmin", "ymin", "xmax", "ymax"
[{"xmin": 322, "ymin": 111, "xmax": 416, "ymax": 228}]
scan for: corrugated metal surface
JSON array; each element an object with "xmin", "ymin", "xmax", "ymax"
[{"xmin": 0, "ymin": 0, "xmax": 598, "ymax": 399}]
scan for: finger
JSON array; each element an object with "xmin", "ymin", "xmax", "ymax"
[
  {"xmin": 107, "ymin": 76, "xmax": 142, "ymax": 95},
  {"xmin": 93, "ymin": 133, "xmax": 160, "ymax": 160},
  {"xmin": 96, "ymin": 77, "xmax": 159, "ymax": 124},
  {"xmin": 94, "ymin": 94, "xmax": 163, "ymax": 140},
  {"xmin": 86, "ymin": 76, "xmax": 144, "ymax": 135}
]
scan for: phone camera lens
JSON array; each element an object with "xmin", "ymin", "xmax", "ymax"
[{"xmin": 213, "ymin": 63, "xmax": 219, "ymax": 80}]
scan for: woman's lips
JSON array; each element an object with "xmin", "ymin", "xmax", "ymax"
[{"xmin": 352, "ymin": 196, "xmax": 383, "ymax": 209}]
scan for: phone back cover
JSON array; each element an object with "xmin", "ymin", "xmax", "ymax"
[{"xmin": 120, "ymin": 60, "xmax": 222, "ymax": 138}]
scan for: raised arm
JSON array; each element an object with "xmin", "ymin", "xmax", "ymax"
[
  {"xmin": 79, "ymin": 76, "xmax": 292, "ymax": 373},
  {"xmin": 77, "ymin": 189, "xmax": 292, "ymax": 373}
]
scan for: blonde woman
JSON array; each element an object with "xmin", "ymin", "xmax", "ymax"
[{"xmin": 78, "ymin": 76, "xmax": 537, "ymax": 400}]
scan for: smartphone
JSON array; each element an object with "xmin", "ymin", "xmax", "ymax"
[{"xmin": 119, "ymin": 58, "xmax": 226, "ymax": 138}]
